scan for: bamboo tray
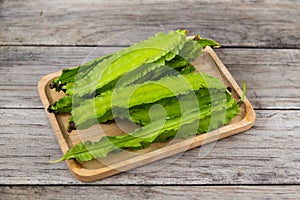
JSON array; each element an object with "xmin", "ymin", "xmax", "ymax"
[{"xmin": 38, "ymin": 47, "xmax": 256, "ymax": 182}]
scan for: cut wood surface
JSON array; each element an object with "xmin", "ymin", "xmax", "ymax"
[
  {"xmin": 1, "ymin": 186, "xmax": 300, "ymax": 200},
  {"xmin": 0, "ymin": 0, "xmax": 299, "ymax": 47},
  {"xmin": 0, "ymin": 109, "xmax": 299, "ymax": 184},
  {"xmin": 0, "ymin": 47, "xmax": 299, "ymax": 109}
]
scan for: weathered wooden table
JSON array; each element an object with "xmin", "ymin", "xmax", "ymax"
[{"xmin": 1, "ymin": 0, "xmax": 299, "ymax": 199}]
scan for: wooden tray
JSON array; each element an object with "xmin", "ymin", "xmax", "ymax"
[{"xmin": 38, "ymin": 47, "xmax": 256, "ymax": 182}]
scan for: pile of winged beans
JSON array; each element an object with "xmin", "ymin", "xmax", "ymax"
[{"xmin": 48, "ymin": 30, "xmax": 240, "ymax": 163}]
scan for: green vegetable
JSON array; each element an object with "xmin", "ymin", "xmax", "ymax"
[
  {"xmin": 72, "ymin": 30, "xmax": 187, "ymax": 97},
  {"xmin": 47, "ymin": 95, "xmax": 72, "ymax": 114},
  {"xmin": 51, "ymin": 98, "xmax": 239, "ymax": 163},
  {"xmin": 177, "ymin": 39, "xmax": 203, "ymax": 62},
  {"xmin": 193, "ymin": 34, "xmax": 220, "ymax": 48},
  {"xmin": 50, "ymin": 54, "xmax": 112, "ymax": 92},
  {"xmin": 127, "ymin": 88, "xmax": 227, "ymax": 126},
  {"xmin": 47, "ymin": 29, "xmax": 240, "ymax": 164},
  {"xmin": 48, "ymin": 59, "xmax": 195, "ymax": 114},
  {"xmin": 50, "ymin": 32, "xmax": 218, "ymax": 94},
  {"xmin": 71, "ymin": 72, "xmax": 225, "ymax": 130},
  {"xmin": 48, "ymin": 32, "xmax": 219, "ymax": 114},
  {"xmin": 241, "ymin": 81, "xmax": 246, "ymax": 103}
]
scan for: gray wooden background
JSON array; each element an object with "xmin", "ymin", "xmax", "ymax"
[{"xmin": 0, "ymin": 0, "xmax": 299, "ymax": 199}]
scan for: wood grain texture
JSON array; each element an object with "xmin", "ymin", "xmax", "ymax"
[
  {"xmin": 0, "ymin": 109, "xmax": 299, "ymax": 184},
  {"xmin": 1, "ymin": 46, "xmax": 299, "ymax": 109},
  {"xmin": 0, "ymin": 0, "xmax": 299, "ymax": 47},
  {"xmin": 1, "ymin": 0, "xmax": 299, "ymax": 196},
  {"xmin": 0, "ymin": 46, "xmax": 120, "ymax": 86},
  {"xmin": 1, "ymin": 186, "xmax": 300, "ymax": 200}
]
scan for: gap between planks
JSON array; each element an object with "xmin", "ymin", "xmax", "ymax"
[{"xmin": 1, "ymin": 44, "xmax": 300, "ymax": 50}]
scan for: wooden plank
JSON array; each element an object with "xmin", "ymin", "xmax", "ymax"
[
  {"xmin": 1, "ymin": 186, "xmax": 300, "ymax": 200},
  {"xmin": 215, "ymin": 48, "xmax": 300, "ymax": 109},
  {"xmin": 0, "ymin": 109, "xmax": 299, "ymax": 184},
  {"xmin": 0, "ymin": 46, "xmax": 121, "ymax": 86},
  {"xmin": 0, "ymin": 85, "xmax": 42, "ymax": 109},
  {"xmin": 1, "ymin": 0, "xmax": 299, "ymax": 47},
  {"xmin": 1, "ymin": 47, "xmax": 299, "ymax": 109}
]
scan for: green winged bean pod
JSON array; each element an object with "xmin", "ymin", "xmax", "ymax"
[
  {"xmin": 71, "ymin": 72, "xmax": 225, "ymax": 130},
  {"xmin": 51, "ymin": 98, "xmax": 239, "ymax": 163}
]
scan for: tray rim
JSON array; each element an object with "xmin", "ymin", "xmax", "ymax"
[{"xmin": 38, "ymin": 46, "xmax": 256, "ymax": 182}]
